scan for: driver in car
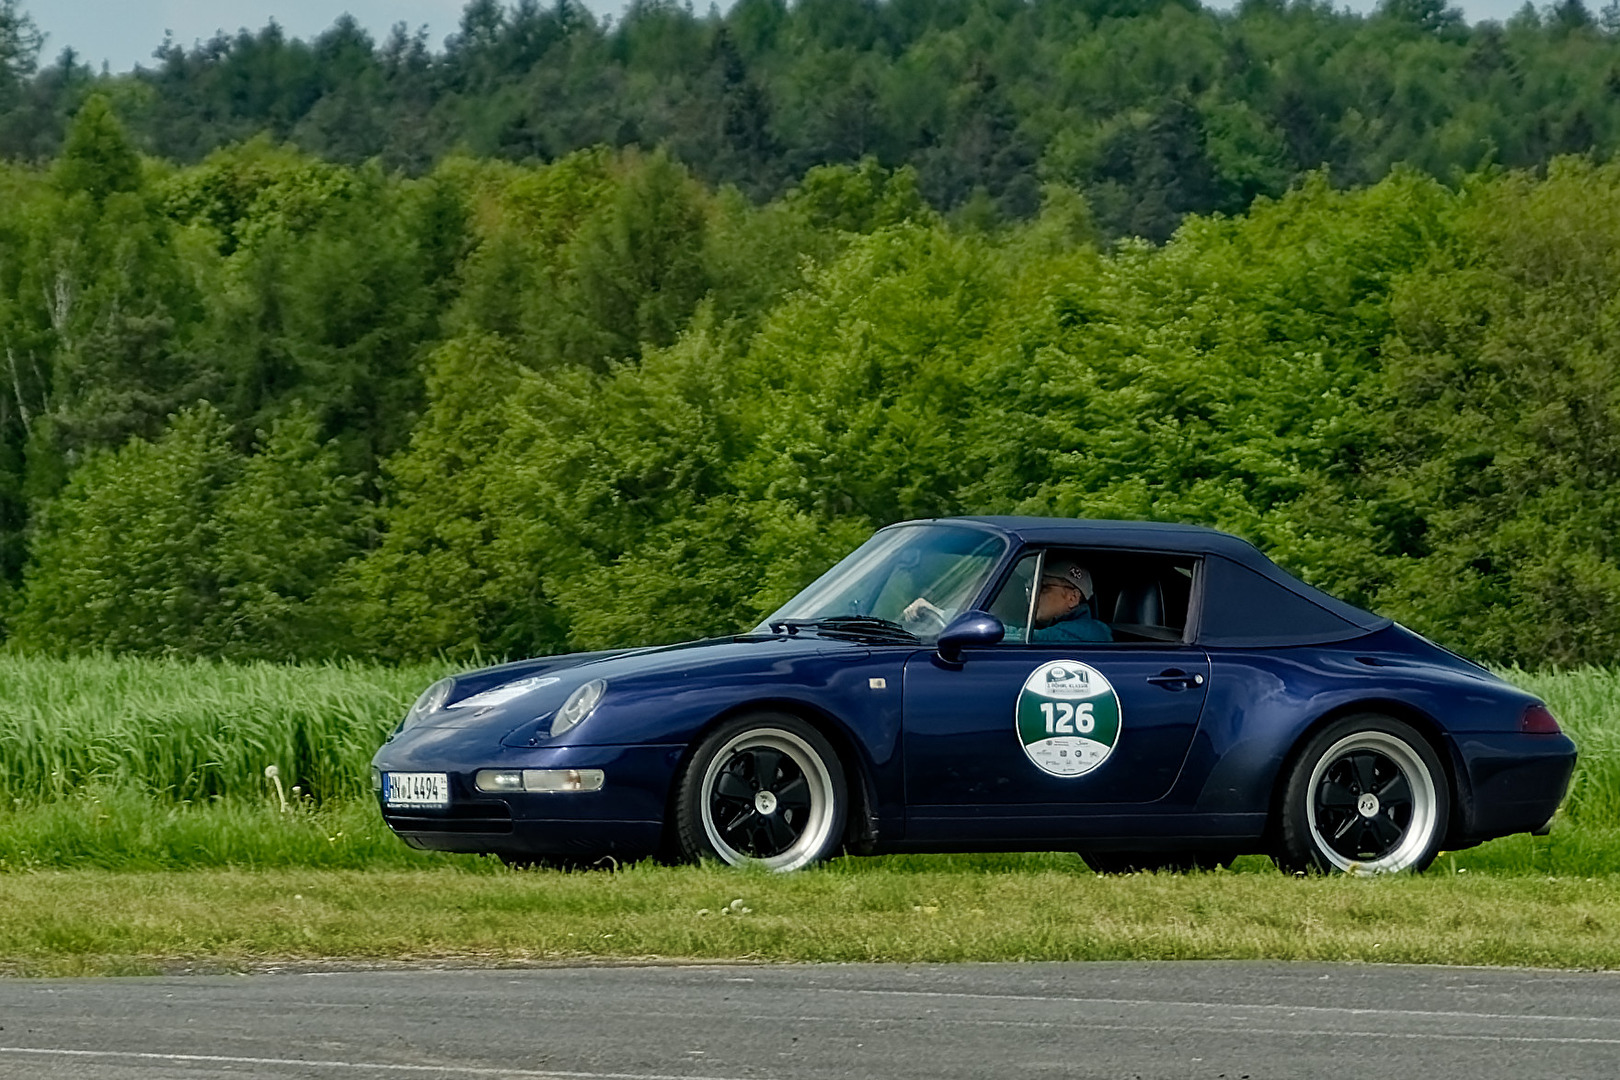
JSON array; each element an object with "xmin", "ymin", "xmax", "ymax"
[
  {"xmin": 901, "ymin": 558, "xmax": 1112, "ymax": 643},
  {"xmin": 1031, "ymin": 559, "xmax": 1112, "ymax": 643}
]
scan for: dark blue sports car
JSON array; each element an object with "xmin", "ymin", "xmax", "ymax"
[{"xmin": 372, "ymin": 517, "xmax": 1576, "ymax": 875}]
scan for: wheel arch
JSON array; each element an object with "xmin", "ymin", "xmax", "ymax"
[
  {"xmin": 1266, "ymin": 697, "xmax": 1469, "ymax": 848},
  {"xmin": 659, "ymin": 697, "xmax": 881, "ymax": 856}
]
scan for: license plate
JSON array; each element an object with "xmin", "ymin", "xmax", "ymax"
[{"xmin": 384, "ymin": 772, "xmax": 450, "ymax": 808}]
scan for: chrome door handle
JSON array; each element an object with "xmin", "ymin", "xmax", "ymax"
[{"xmin": 1147, "ymin": 669, "xmax": 1205, "ymax": 689}]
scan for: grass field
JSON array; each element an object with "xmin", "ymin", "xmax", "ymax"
[
  {"xmin": 3, "ymin": 860, "xmax": 1618, "ymax": 977},
  {"xmin": 0, "ymin": 656, "xmax": 1614, "ymax": 973},
  {"xmin": 0, "ymin": 655, "xmax": 449, "ymax": 806}
]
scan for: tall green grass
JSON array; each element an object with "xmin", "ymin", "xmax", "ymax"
[
  {"xmin": 0, "ymin": 655, "xmax": 449, "ymax": 804},
  {"xmin": 1498, "ymin": 666, "xmax": 1620, "ymax": 827},
  {"xmin": 0, "ymin": 656, "xmax": 1612, "ymax": 872}
]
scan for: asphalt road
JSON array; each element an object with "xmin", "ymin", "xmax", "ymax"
[{"xmin": 0, "ymin": 961, "xmax": 1617, "ymax": 1080}]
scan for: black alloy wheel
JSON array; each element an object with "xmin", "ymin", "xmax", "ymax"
[
  {"xmin": 707, "ymin": 742, "xmax": 815, "ymax": 859},
  {"xmin": 1312, "ymin": 746, "xmax": 1414, "ymax": 862},
  {"xmin": 675, "ymin": 712, "xmax": 849, "ymax": 872},
  {"xmin": 1276, "ymin": 714, "xmax": 1449, "ymax": 875}
]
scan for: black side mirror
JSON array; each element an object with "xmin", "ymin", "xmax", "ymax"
[{"xmin": 935, "ymin": 610, "xmax": 1005, "ymax": 666}]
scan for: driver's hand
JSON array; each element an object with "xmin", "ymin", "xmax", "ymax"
[{"xmin": 903, "ymin": 597, "xmax": 946, "ymax": 623}]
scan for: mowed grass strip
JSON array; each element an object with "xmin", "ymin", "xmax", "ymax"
[
  {"xmin": 0, "ymin": 791, "xmax": 477, "ymax": 871},
  {"xmin": 2, "ymin": 863, "xmax": 1617, "ymax": 977}
]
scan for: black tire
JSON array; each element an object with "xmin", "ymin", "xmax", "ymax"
[
  {"xmin": 1080, "ymin": 851, "xmax": 1235, "ymax": 874},
  {"xmin": 1274, "ymin": 713, "xmax": 1450, "ymax": 875},
  {"xmin": 675, "ymin": 712, "xmax": 848, "ymax": 871}
]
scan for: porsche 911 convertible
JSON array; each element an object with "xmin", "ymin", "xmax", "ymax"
[{"xmin": 372, "ymin": 517, "xmax": 1576, "ymax": 874}]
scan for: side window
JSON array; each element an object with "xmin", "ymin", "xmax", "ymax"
[
  {"xmin": 1101, "ymin": 554, "xmax": 1195, "ymax": 643},
  {"xmin": 986, "ymin": 553, "xmax": 1041, "ymax": 644},
  {"xmin": 991, "ymin": 548, "xmax": 1198, "ymax": 645}
]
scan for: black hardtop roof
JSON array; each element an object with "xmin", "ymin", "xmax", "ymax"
[
  {"xmin": 895, "ymin": 516, "xmax": 1390, "ymax": 641},
  {"xmin": 931, "ymin": 515, "xmax": 1265, "ymax": 560}
]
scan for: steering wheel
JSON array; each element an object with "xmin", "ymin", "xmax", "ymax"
[{"xmin": 902, "ymin": 599, "xmax": 949, "ymax": 635}]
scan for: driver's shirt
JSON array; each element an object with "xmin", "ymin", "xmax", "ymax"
[{"xmin": 1031, "ymin": 609, "xmax": 1113, "ymax": 643}]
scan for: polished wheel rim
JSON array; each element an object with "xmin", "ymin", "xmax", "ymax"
[
  {"xmin": 1306, "ymin": 731, "xmax": 1437, "ymax": 874},
  {"xmin": 700, "ymin": 729, "xmax": 835, "ymax": 871}
]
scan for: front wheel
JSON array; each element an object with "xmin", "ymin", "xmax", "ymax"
[
  {"xmin": 1275, "ymin": 714, "xmax": 1450, "ymax": 875},
  {"xmin": 674, "ymin": 713, "xmax": 848, "ymax": 872}
]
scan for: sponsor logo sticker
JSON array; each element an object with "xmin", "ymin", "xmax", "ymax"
[{"xmin": 1015, "ymin": 660, "xmax": 1121, "ymax": 777}]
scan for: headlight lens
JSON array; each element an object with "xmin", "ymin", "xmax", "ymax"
[
  {"xmin": 395, "ymin": 677, "xmax": 454, "ymax": 736},
  {"xmin": 550, "ymin": 679, "xmax": 606, "ymax": 738}
]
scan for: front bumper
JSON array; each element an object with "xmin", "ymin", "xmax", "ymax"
[{"xmin": 373, "ymin": 740, "xmax": 685, "ymax": 860}]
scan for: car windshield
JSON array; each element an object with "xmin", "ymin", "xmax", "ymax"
[{"xmin": 759, "ymin": 524, "xmax": 1007, "ymax": 643}]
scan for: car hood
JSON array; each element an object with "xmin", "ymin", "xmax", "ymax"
[{"xmin": 396, "ymin": 633, "xmax": 873, "ymax": 734}]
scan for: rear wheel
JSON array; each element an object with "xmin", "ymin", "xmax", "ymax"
[
  {"xmin": 675, "ymin": 713, "xmax": 848, "ymax": 872},
  {"xmin": 1275, "ymin": 714, "xmax": 1449, "ymax": 875}
]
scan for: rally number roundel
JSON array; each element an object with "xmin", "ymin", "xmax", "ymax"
[{"xmin": 1015, "ymin": 660, "xmax": 1122, "ymax": 777}]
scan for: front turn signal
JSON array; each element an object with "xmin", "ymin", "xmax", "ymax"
[{"xmin": 475, "ymin": 768, "xmax": 605, "ymax": 794}]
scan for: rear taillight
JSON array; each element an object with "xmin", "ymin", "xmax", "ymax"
[{"xmin": 1521, "ymin": 703, "xmax": 1562, "ymax": 735}]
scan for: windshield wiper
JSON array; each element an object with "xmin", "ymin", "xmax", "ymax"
[{"xmin": 767, "ymin": 616, "xmax": 920, "ymax": 645}]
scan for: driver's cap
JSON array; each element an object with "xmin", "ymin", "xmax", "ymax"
[{"xmin": 1042, "ymin": 559, "xmax": 1093, "ymax": 599}]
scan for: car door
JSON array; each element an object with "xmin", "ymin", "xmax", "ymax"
[{"xmin": 901, "ymin": 549, "xmax": 1211, "ymax": 842}]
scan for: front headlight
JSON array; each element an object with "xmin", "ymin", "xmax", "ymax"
[
  {"xmin": 394, "ymin": 677, "xmax": 454, "ymax": 737},
  {"xmin": 550, "ymin": 679, "xmax": 606, "ymax": 738}
]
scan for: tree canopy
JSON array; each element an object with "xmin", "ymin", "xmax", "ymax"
[
  {"xmin": 3, "ymin": 1, "xmax": 1620, "ymax": 667},
  {"xmin": 9, "ymin": 1, "xmax": 1620, "ymax": 237},
  {"xmin": 1, "ymin": 91, "xmax": 1619, "ymax": 665}
]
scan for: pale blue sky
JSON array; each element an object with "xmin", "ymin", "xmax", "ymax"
[{"xmin": 37, "ymin": 0, "xmax": 1539, "ymax": 75}]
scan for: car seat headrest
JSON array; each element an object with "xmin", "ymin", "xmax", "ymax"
[{"xmin": 1112, "ymin": 579, "xmax": 1165, "ymax": 627}]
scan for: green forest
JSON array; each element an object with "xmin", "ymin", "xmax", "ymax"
[
  {"xmin": 9, "ymin": 0, "xmax": 1620, "ymax": 239},
  {"xmin": 0, "ymin": 0, "xmax": 1618, "ymax": 668}
]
